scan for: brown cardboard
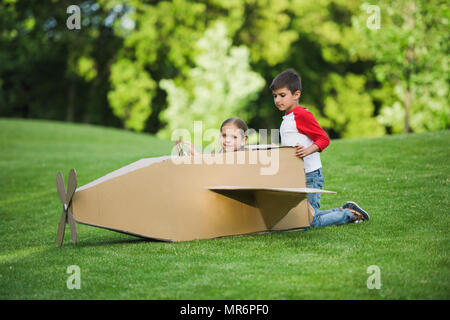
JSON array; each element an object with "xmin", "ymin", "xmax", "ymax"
[{"xmin": 70, "ymin": 146, "xmax": 335, "ymax": 242}]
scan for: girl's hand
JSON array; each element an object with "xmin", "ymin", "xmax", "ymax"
[
  {"xmin": 183, "ymin": 141, "xmax": 198, "ymax": 155},
  {"xmin": 175, "ymin": 140, "xmax": 199, "ymax": 156}
]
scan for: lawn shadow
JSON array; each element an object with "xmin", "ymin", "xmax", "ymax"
[
  {"xmin": 71, "ymin": 233, "xmax": 169, "ymax": 248},
  {"xmin": 7, "ymin": 234, "xmax": 167, "ymax": 264}
]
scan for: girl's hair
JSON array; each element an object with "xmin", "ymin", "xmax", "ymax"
[{"xmin": 220, "ymin": 118, "xmax": 248, "ymax": 137}]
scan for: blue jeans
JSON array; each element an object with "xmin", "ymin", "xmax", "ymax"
[{"xmin": 306, "ymin": 168, "xmax": 354, "ymax": 228}]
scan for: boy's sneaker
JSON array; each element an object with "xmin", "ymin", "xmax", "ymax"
[{"xmin": 343, "ymin": 201, "xmax": 370, "ymax": 222}]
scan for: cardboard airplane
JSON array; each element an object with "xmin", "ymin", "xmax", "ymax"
[{"xmin": 56, "ymin": 146, "xmax": 336, "ymax": 245}]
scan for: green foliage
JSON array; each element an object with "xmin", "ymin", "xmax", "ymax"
[
  {"xmin": 289, "ymin": 0, "xmax": 365, "ymax": 64},
  {"xmin": 234, "ymin": 0, "xmax": 299, "ymax": 66},
  {"xmin": 0, "ymin": 0, "xmax": 448, "ymax": 138},
  {"xmin": 76, "ymin": 56, "xmax": 97, "ymax": 82},
  {"xmin": 0, "ymin": 0, "xmax": 124, "ymax": 125},
  {"xmin": 321, "ymin": 73, "xmax": 385, "ymax": 138},
  {"xmin": 353, "ymin": 0, "xmax": 450, "ymax": 133},
  {"xmin": 158, "ymin": 22, "xmax": 265, "ymax": 144},
  {"xmin": 108, "ymin": 58, "xmax": 156, "ymax": 131},
  {"xmin": 122, "ymin": 0, "xmax": 208, "ymax": 73}
]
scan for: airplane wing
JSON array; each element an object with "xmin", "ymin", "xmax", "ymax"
[
  {"xmin": 206, "ymin": 186, "xmax": 336, "ymax": 229},
  {"xmin": 206, "ymin": 186, "xmax": 336, "ymax": 195}
]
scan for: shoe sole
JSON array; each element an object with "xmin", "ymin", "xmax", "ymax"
[{"xmin": 344, "ymin": 201, "xmax": 370, "ymax": 221}]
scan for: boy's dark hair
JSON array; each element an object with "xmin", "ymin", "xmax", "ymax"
[
  {"xmin": 220, "ymin": 118, "xmax": 248, "ymax": 137},
  {"xmin": 269, "ymin": 69, "xmax": 302, "ymax": 94}
]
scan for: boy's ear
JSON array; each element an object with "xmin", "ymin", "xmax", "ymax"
[{"xmin": 294, "ymin": 90, "xmax": 301, "ymax": 99}]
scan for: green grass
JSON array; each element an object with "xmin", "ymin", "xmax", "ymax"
[{"xmin": 0, "ymin": 118, "xmax": 449, "ymax": 299}]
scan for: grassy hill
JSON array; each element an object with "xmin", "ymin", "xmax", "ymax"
[{"xmin": 0, "ymin": 118, "xmax": 449, "ymax": 299}]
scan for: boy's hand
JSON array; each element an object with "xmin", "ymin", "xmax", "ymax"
[{"xmin": 295, "ymin": 144, "xmax": 319, "ymax": 158}]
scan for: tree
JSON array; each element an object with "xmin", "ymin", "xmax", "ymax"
[
  {"xmin": 353, "ymin": 0, "xmax": 450, "ymax": 133},
  {"xmin": 0, "ymin": 0, "xmax": 124, "ymax": 126},
  {"xmin": 3, "ymin": 0, "xmax": 445, "ymax": 139},
  {"xmin": 320, "ymin": 73, "xmax": 385, "ymax": 138},
  {"xmin": 105, "ymin": 0, "xmax": 210, "ymax": 132},
  {"xmin": 158, "ymin": 21, "xmax": 265, "ymax": 147},
  {"xmin": 107, "ymin": 58, "xmax": 155, "ymax": 131},
  {"xmin": 245, "ymin": 0, "xmax": 383, "ymax": 136}
]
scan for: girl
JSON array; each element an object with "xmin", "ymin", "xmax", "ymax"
[{"xmin": 176, "ymin": 118, "xmax": 248, "ymax": 155}]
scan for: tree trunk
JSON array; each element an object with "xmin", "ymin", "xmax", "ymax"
[
  {"xmin": 83, "ymin": 78, "xmax": 98, "ymax": 123},
  {"xmin": 404, "ymin": 45, "xmax": 414, "ymax": 134},
  {"xmin": 404, "ymin": 88, "xmax": 411, "ymax": 133},
  {"xmin": 403, "ymin": 1, "xmax": 416, "ymax": 134},
  {"xmin": 66, "ymin": 77, "xmax": 76, "ymax": 122}
]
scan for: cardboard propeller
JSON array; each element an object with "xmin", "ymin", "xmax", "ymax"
[{"xmin": 56, "ymin": 169, "xmax": 78, "ymax": 246}]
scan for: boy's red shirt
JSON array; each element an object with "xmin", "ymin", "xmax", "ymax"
[{"xmin": 285, "ymin": 106, "xmax": 330, "ymax": 151}]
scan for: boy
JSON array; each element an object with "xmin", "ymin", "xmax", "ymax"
[{"xmin": 270, "ymin": 69, "xmax": 369, "ymax": 227}]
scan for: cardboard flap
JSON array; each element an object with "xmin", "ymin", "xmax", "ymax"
[
  {"xmin": 206, "ymin": 186, "xmax": 336, "ymax": 195},
  {"xmin": 206, "ymin": 186, "xmax": 335, "ymax": 229}
]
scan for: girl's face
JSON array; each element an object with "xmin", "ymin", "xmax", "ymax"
[{"xmin": 220, "ymin": 124, "xmax": 247, "ymax": 152}]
